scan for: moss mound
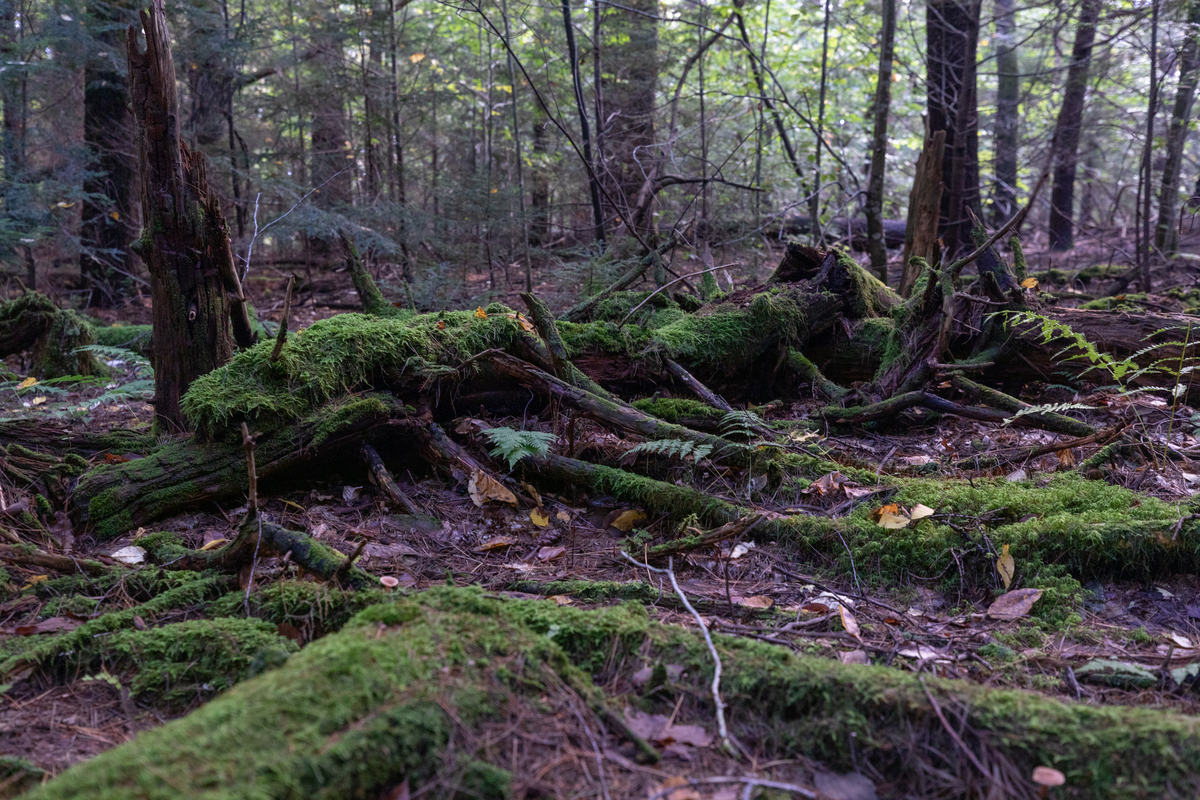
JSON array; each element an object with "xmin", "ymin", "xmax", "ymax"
[{"xmin": 23, "ymin": 586, "xmax": 1200, "ymax": 799}]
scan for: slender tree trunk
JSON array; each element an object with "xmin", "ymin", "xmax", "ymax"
[
  {"xmin": 127, "ymin": 0, "xmax": 252, "ymax": 432},
  {"xmin": 529, "ymin": 103, "xmax": 550, "ymax": 247},
  {"xmin": 865, "ymin": 0, "xmax": 896, "ymax": 280},
  {"xmin": 310, "ymin": 31, "xmax": 351, "ymax": 208},
  {"xmin": 1046, "ymin": 0, "xmax": 1101, "ymax": 251},
  {"xmin": 80, "ymin": 1, "xmax": 137, "ymax": 307},
  {"xmin": 1156, "ymin": 0, "xmax": 1200, "ymax": 253},
  {"xmin": 560, "ymin": 0, "xmax": 606, "ymax": 249},
  {"xmin": 926, "ymin": 0, "xmax": 982, "ymax": 258},
  {"xmin": 991, "ymin": 0, "xmax": 1019, "ymax": 225},
  {"xmin": 1141, "ymin": 0, "xmax": 1160, "ymax": 288},
  {"xmin": 812, "ymin": 0, "xmax": 831, "ymax": 245}
]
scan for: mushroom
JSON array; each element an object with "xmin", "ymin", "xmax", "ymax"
[{"xmin": 1032, "ymin": 766, "xmax": 1065, "ymax": 797}]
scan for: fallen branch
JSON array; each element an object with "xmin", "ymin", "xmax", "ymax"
[
  {"xmin": 621, "ymin": 551, "xmax": 736, "ymax": 758},
  {"xmin": 361, "ymin": 443, "xmax": 421, "ymax": 515},
  {"xmin": 637, "ymin": 514, "xmax": 763, "ymax": 560},
  {"xmin": 0, "ymin": 544, "xmax": 113, "ymax": 576}
]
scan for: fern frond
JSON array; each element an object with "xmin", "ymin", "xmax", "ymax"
[
  {"xmin": 719, "ymin": 409, "xmax": 765, "ymax": 439},
  {"xmin": 1003, "ymin": 402, "xmax": 1094, "ymax": 426},
  {"xmin": 626, "ymin": 438, "xmax": 713, "ymax": 461},
  {"xmin": 482, "ymin": 427, "xmax": 555, "ymax": 469}
]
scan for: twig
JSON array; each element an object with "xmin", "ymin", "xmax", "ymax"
[
  {"xmin": 331, "ymin": 539, "xmax": 367, "ymax": 586},
  {"xmin": 361, "ymin": 443, "xmax": 421, "ymax": 515},
  {"xmin": 919, "ymin": 678, "xmax": 999, "ymax": 788},
  {"xmin": 240, "ymin": 171, "xmax": 346, "ymax": 284},
  {"xmin": 663, "ymin": 358, "xmax": 734, "ymax": 413},
  {"xmin": 617, "ymin": 263, "xmax": 738, "ymax": 328},
  {"xmin": 645, "ymin": 776, "xmax": 818, "ymax": 800},
  {"xmin": 269, "ymin": 275, "xmax": 295, "ymax": 363},
  {"xmin": 620, "ymin": 552, "xmax": 735, "ymax": 757},
  {"xmin": 565, "ymin": 698, "xmax": 611, "ymax": 800},
  {"xmin": 241, "ymin": 423, "xmax": 258, "ymax": 515}
]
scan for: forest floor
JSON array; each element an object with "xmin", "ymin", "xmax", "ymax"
[{"xmin": 4, "ymin": 234, "xmax": 1200, "ymax": 799}]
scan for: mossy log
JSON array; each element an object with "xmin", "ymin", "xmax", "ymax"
[
  {"xmin": 72, "ymin": 395, "xmax": 406, "ymax": 538},
  {"xmin": 0, "ymin": 293, "xmax": 103, "ymax": 379},
  {"xmin": 22, "ymin": 587, "xmax": 1200, "ymax": 799}
]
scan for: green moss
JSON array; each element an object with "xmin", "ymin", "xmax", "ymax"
[
  {"xmin": 89, "ymin": 322, "xmax": 152, "ymax": 355},
  {"xmin": 1081, "ymin": 293, "xmax": 1150, "ymax": 312},
  {"xmin": 507, "ymin": 579, "xmax": 659, "ymax": 603},
  {"xmin": 182, "ymin": 311, "xmax": 535, "ymax": 436},
  {"xmin": 631, "ymin": 396, "xmax": 724, "ymax": 423},
  {"xmin": 28, "ymin": 587, "xmax": 1200, "ymax": 799},
  {"xmin": 209, "ymin": 581, "xmax": 393, "ymax": 637}
]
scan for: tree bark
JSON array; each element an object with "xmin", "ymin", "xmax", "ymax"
[
  {"xmin": 80, "ymin": 2, "xmax": 137, "ymax": 308},
  {"xmin": 126, "ymin": 0, "xmax": 252, "ymax": 432},
  {"xmin": 991, "ymin": 0, "xmax": 1019, "ymax": 226},
  {"xmin": 899, "ymin": 128, "xmax": 945, "ymax": 296},
  {"xmin": 865, "ymin": 0, "xmax": 897, "ymax": 280},
  {"xmin": 926, "ymin": 0, "xmax": 982, "ymax": 258},
  {"xmin": 1156, "ymin": 0, "xmax": 1200, "ymax": 253},
  {"xmin": 1047, "ymin": 0, "xmax": 1102, "ymax": 251},
  {"xmin": 560, "ymin": 0, "xmax": 607, "ymax": 249}
]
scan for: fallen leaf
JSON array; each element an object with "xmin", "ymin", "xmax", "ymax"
[
  {"xmin": 898, "ymin": 644, "xmax": 948, "ymax": 660},
  {"xmin": 30, "ymin": 396, "xmax": 46, "ymax": 406},
  {"xmin": 506, "ymin": 312, "xmax": 535, "ymax": 332},
  {"xmin": 468, "ymin": 470, "xmax": 517, "ymax": 507},
  {"xmin": 1031, "ymin": 767, "xmax": 1065, "ymax": 787},
  {"xmin": 1056, "ymin": 448, "xmax": 1076, "ymax": 467},
  {"xmin": 738, "ymin": 595, "xmax": 774, "ymax": 609},
  {"xmin": 729, "ymin": 541, "xmax": 756, "ymax": 559},
  {"xmin": 1168, "ymin": 632, "xmax": 1194, "ymax": 649},
  {"xmin": 473, "ymin": 306, "xmax": 488, "ymax": 319},
  {"xmin": 529, "ymin": 508, "xmax": 550, "ymax": 527},
  {"xmin": 1005, "ymin": 468, "xmax": 1027, "ymax": 482},
  {"xmin": 840, "ymin": 649, "xmax": 870, "ymax": 665},
  {"xmin": 199, "ymin": 538, "xmax": 227, "ymax": 551},
  {"xmin": 474, "ymin": 535, "xmax": 515, "ymax": 552},
  {"xmin": 986, "ymin": 588, "xmax": 1043, "ymax": 620},
  {"xmin": 537, "ymin": 545, "xmax": 566, "ymax": 561},
  {"xmin": 606, "ymin": 508, "xmax": 647, "ymax": 532},
  {"xmin": 909, "ymin": 503, "xmax": 935, "ymax": 521},
  {"xmin": 898, "ymin": 454, "xmax": 932, "ymax": 466},
  {"xmin": 21, "ymin": 575, "xmax": 49, "ymax": 590},
  {"xmin": 436, "ymin": 319, "xmax": 446, "ymax": 330},
  {"xmin": 843, "ymin": 486, "xmax": 876, "ymax": 499},
  {"xmin": 14, "ymin": 617, "xmax": 79, "ymax": 635},
  {"xmin": 556, "ymin": 510, "xmax": 571, "ymax": 523},
  {"xmin": 996, "ymin": 543, "xmax": 1015, "ymax": 591},
  {"xmin": 1156, "ymin": 586, "xmax": 1175, "ymax": 599},
  {"xmin": 548, "ymin": 594, "xmax": 573, "ymax": 605},
  {"xmin": 813, "ymin": 771, "xmax": 878, "ymax": 800},
  {"xmin": 877, "ymin": 511, "xmax": 911, "ymax": 529},
  {"xmin": 658, "ymin": 723, "xmax": 712, "ymax": 748},
  {"xmin": 16, "ymin": 377, "xmax": 36, "ymax": 389},
  {"xmin": 838, "ymin": 604, "xmax": 862, "ymax": 641},
  {"xmin": 1075, "ymin": 658, "xmax": 1157, "ymax": 689},
  {"xmin": 110, "ymin": 545, "xmax": 146, "ymax": 565},
  {"xmin": 342, "ymin": 485, "xmax": 362, "ymax": 503},
  {"xmin": 805, "ymin": 471, "xmax": 844, "ymax": 495},
  {"xmin": 1020, "ymin": 276, "xmax": 1039, "ymax": 289}
]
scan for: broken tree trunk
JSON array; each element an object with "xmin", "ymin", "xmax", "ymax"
[{"xmin": 126, "ymin": 0, "xmax": 256, "ymax": 432}]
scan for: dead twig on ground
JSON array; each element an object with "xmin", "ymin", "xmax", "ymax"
[{"xmin": 620, "ymin": 551, "xmax": 736, "ymax": 758}]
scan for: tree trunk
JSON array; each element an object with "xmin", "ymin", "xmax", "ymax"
[
  {"xmin": 529, "ymin": 104, "xmax": 551, "ymax": 247},
  {"xmin": 926, "ymin": 0, "xmax": 982, "ymax": 258},
  {"xmin": 1047, "ymin": 0, "xmax": 1101, "ymax": 251},
  {"xmin": 865, "ymin": 0, "xmax": 897, "ymax": 280},
  {"xmin": 126, "ymin": 0, "xmax": 251, "ymax": 432},
  {"xmin": 310, "ymin": 30, "xmax": 352, "ymax": 209},
  {"xmin": 80, "ymin": 2, "xmax": 137, "ymax": 308},
  {"xmin": 899, "ymin": 128, "xmax": 945, "ymax": 296},
  {"xmin": 560, "ymin": 0, "xmax": 607, "ymax": 249},
  {"xmin": 991, "ymin": 0, "xmax": 1019, "ymax": 225},
  {"xmin": 1156, "ymin": 0, "xmax": 1200, "ymax": 253}
]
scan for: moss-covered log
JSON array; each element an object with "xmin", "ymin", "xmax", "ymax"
[
  {"xmin": 22, "ymin": 587, "xmax": 1200, "ymax": 799},
  {"xmin": 72, "ymin": 395, "xmax": 405, "ymax": 538},
  {"xmin": 0, "ymin": 293, "xmax": 103, "ymax": 378}
]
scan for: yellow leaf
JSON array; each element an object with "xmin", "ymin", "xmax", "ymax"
[
  {"xmin": 474, "ymin": 535, "xmax": 516, "ymax": 552},
  {"xmin": 556, "ymin": 510, "xmax": 571, "ymax": 523},
  {"xmin": 474, "ymin": 306, "xmax": 488, "ymax": 319},
  {"xmin": 549, "ymin": 594, "xmax": 574, "ymax": 605},
  {"xmin": 17, "ymin": 377, "xmax": 36, "ymax": 389},
  {"xmin": 839, "ymin": 604, "xmax": 862, "ymax": 641},
  {"xmin": 54, "ymin": 201, "xmax": 75, "ymax": 208},
  {"xmin": 31, "ymin": 396, "xmax": 46, "ymax": 406},
  {"xmin": 877, "ymin": 511, "xmax": 911, "ymax": 529},
  {"xmin": 199, "ymin": 538, "xmax": 227, "ymax": 551},
  {"xmin": 282, "ymin": 499, "xmax": 305, "ymax": 511},
  {"xmin": 468, "ymin": 469, "xmax": 517, "ymax": 507},
  {"xmin": 529, "ymin": 508, "xmax": 550, "ymax": 527},
  {"xmin": 1021, "ymin": 277, "xmax": 1038, "ymax": 289},
  {"xmin": 738, "ymin": 595, "xmax": 774, "ymax": 609},
  {"xmin": 409, "ymin": 52, "xmax": 426, "ymax": 63},
  {"xmin": 22, "ymin": 575, "xmax": 49, "ymax": 589},
  {"xmin": 872, "ymin": 503, "xmax": 901, "ymax": 521},
  {"xmin": 996, "ymin": 543, "xmax": 1015, "ymax": 590},
  {"xmin": 607, "ymin": 509, "xmax": 647, "ymax": 532},
  {"xmin": 986, "ymin": 587, "xmax": 1042, "ymax": 620},
  {"xmin": 507, "ymin": 313, "xmax": 534, "ymax": 332},
  {"xmin": 108, "ymin": 210, "xmax": 120, "ymax": 221},
  {"xmin": 521, "ymin": 481, "xmax": 541, "ymax": 507},
  {"xmin": 909, "ymin": 503, "xmax": 935, "ymax": 521}
]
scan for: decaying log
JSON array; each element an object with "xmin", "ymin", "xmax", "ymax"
[{"xmin": 361, "ymin": 443, "xmax": 421, "ymax": 515}]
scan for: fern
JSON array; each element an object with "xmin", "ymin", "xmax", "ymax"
[
  {"xmin": 75, "ymin": 344, "xmax": 153, "ymax": 375},
  {"xmin": 482, "ymin": 427, "xmax": 555, "ymax": 469},
  {"xmin": 1003, "ymin": 402, "xmax": 1095, "ymax": 426},
  {"xmin": 719, "ymin": 409, "xmax": 766, "ymax": 440},
  {"xmin": 626, "ymin": 438, "xmax": 713, "ymax": 461}
]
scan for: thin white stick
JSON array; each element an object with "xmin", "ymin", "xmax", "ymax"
[
  {"xmin": 240, "ymin": 170, "xmax": 348, "ymax": 284},
  {"xmin": 620, "ymin": 551, "xmax": 734, "ymax": 756},
  {"xmin": 645, "ymin": 776, "xmax": 818, "ymax": 800}
]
